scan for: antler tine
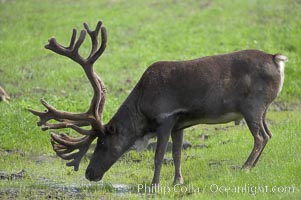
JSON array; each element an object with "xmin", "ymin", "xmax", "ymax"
[
  {"xmin": 51, "ymin": 132, "xmax": 96, "ymax": 171},
  {"xmin": 84, "ymin": 21, "xmax": 102, "ymax": 58},
  {"xmin": 40, "ymin": 121, "xmax": 89, "ymax": 131},
  {"xmin": 85, "ymin": 21, "xmax": 107, "ymax": 64},
  {"xmin": 68, "ymin": 29, "xmax": 77, "ymax": 50},
  {"xmin": 28, "ymin": 108, "xmax": 50, "ymax": 126},
  {"xmin": 66, "ymin": 152, "xmax": 87, "ymax": 171},
  {"xmin": 53, "ymin": 132, "xmax": 91, "ymax": 142},
  {"xmin": 90, "ymin": 26, "xmax": 107, "ymax": 64},
  {"xmin": 29, "ymin": 99, "xmax": 98, "ymax": 127},
  {"xmin": 67, "ymin": 124, "xmax": 96, "ymax": 135},
  {"xmin": 45, "ymin": 29, "xmax": 86, "ymax": 65},
  {"xmin": 96, "ymin": 76, "xmax": 107, "ymax": 116},
  {"xmin": 51, "ymin": 133, "xmax": 92, "ymax": 147},
  {"xmin": 73, "ymin": 30, "xmax": 87, "ymax": 58}
]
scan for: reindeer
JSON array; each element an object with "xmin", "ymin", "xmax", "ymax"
[{"xmin": 29, "ymin": 21, "xmax": 288, "ymax": 185}]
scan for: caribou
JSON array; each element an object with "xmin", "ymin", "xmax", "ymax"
[{"xmin": 29, "ymin": 21, "xmax": 288, "ymax": 185}]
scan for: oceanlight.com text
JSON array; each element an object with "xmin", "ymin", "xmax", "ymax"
[{"xmin": 209, "ymin": 183, "xmax": 295, "ymax": 195}]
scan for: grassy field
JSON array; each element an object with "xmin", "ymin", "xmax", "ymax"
[{"xmin": 0, "ymin": 0, "xmax": 301, "ymax": 199}]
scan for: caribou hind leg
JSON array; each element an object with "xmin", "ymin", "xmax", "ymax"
[
  {"xmin": 262, "ymin": 109, "xmax": 273, "ymax": 139},
  {"xmin": 241, "ymin": 105, "xmax": 270, "ymax": 169},
  {"xmin": 252, "ymin": 109, "xmax": 272, "ymax": 167}
]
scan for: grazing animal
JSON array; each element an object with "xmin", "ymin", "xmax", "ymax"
[
  {"xmin": 29, "ymin": 21, "xmax": 288, "ymax": 185},
  {"xmin": 0, "ymin": 85, "xmax": 10, "ymax": 103}
]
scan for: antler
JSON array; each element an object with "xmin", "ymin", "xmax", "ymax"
[
  {"xmin": 50, "ymin": 133, "xmax": 96, "ymax": 171},
  {"xmin": 29, "ymin": 21, "xmax": 107, "ymax": 171}
]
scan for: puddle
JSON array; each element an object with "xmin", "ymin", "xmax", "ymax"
[
  {"xmin": 112, "ymin": 183, "xmax": 131, "ymax": 194},
  {"xmin": 37, "ymin": 176, "xmax": 82, "ymax": 192},
  {"xmin": 1, "ymin": 176, "xmax": 149, "ymax": 199},
  {"xmin": 36, "ymin": 177, "xmax": 134, "ymax": 198},
  {"xmin": 0, "ymin": 167, "xmax": 135, "ymax": 199},
  {"xmin": 0, "ymin": 186, "xmax": 85, "ymax": 199}
]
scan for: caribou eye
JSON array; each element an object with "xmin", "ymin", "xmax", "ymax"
[
  {"xmin": 97, "ymin": 137, "xmax": 105, "ymax": 146},
  {"xmin": 106, "ymin": 124, "xmax": 117, "ymax": 135},
  {"xmin": 96, "ymin": 137, "xmax": 108, "ymax": 152}
]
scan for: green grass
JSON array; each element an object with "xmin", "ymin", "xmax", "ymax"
[{"xmin": 0, "ymin": 0, "xmax": 301, "ymax": 199}]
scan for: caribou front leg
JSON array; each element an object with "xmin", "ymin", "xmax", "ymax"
[
  {"xmin": 152, "ymin": 118, "xmax": 176, "ymax": 185},
  {"xmin": 171, "ymin": 129, "xmax": 184, "ymax": 185}
]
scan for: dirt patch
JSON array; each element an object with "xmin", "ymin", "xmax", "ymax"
[
  {"xmin": 271, "ymin": 101, "xmax": 301, "ymax": 111},
  {"xmin": 28, "ymin": 154, "xmax": 57, "ymax": 165},
  {"xmin": 0, "ymin": 169, "xmax": 26, "ymax": 180},
  {"xmin": 200, "ymin": 1, "xmax": 212, "ymax": 10},
  {"xmin": 0, "ymin": 148, "xmax": 25, "ymax": 157},
  {"xmin": 208, "ymin": 159, "xmax": 238, "ymax": 168},
  {"xmin": 199, "ymin": 133, "xmax": 210, "ymax": 141},
  {"xmin": 0, "ymin": 188, "xmax": 86, "ymax": 200},
  {"xmin": 195, "ymin": 144, "xmax": 209, "ymax": 149}
]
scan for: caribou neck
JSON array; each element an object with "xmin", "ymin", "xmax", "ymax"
[{"xmin": 105, "ymin": 94, "xmax": 147, "ymax": 147}]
